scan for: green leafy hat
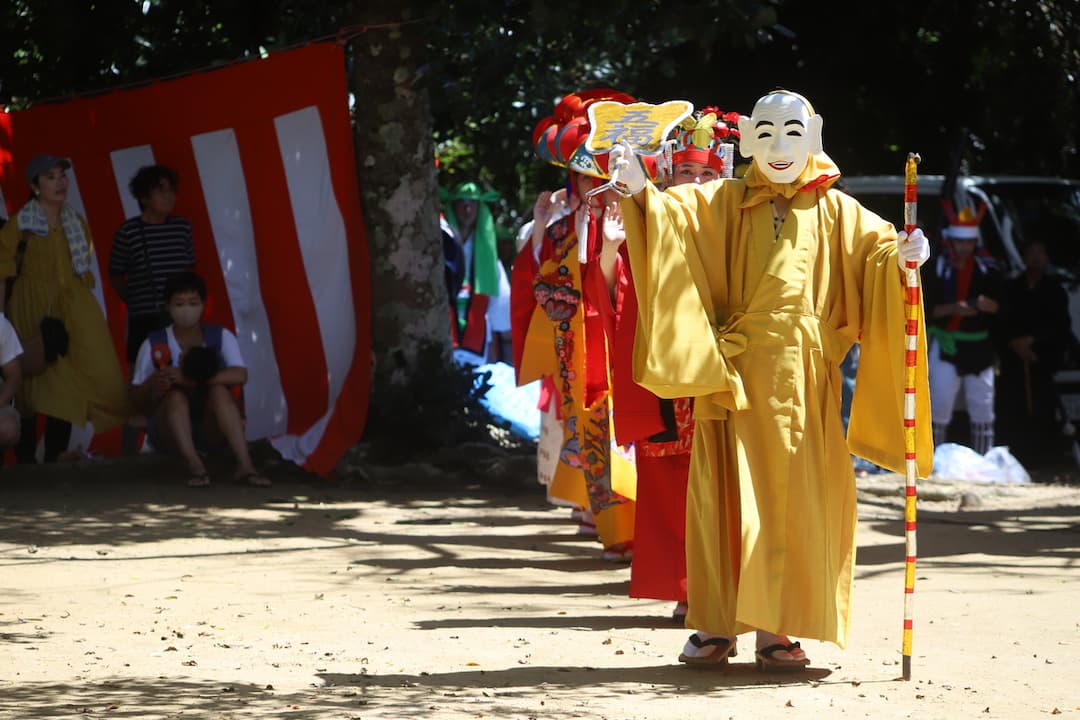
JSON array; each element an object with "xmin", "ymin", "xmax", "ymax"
[
  {"xmin": 441, "ymin": 182, "xmax": 499, "ymax": 204},
  {"xmin": 440, "ymin": 182, "xmax": 500, "ymax": 298}
]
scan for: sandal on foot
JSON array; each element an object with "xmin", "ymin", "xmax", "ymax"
[
  {"xmin": 187, "ymin": 473, "xmax": 211, "ymax": 488},
  {"xmin": 678, "ymin": 634, "xmax": 737, "ymax": 666},
  {"xmin": 755, "ymin": 642, "xmax": 810, "ymax": 672},
  {"xmin": 234, "ymin": 472, "xmax": 272, "ymax": 487},
  {"xmin": 672, "ymin": 602, "xmax": 688, "ymax": 625}
]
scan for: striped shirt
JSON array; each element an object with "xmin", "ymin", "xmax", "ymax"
[{"xmin": 109, "ymin": 216, "xmax": 195, "ymax": 315}]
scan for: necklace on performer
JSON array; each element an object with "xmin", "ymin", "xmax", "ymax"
[{"xmin": 770, "ymin": 200, "xmax": 786, "ymax": 239}]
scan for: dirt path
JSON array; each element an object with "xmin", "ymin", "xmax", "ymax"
[{"xmin": 1, "ymin": 460, "xmax": 1078, "ymax": 719}]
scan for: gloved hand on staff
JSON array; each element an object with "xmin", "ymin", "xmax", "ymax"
[
  {"xmin": 608, "ymin": 139, "xmax": 649, "ymax": 199},
  {"xmin": 896, "ymin": 228, "xmax": 931, "ymax": 270}
]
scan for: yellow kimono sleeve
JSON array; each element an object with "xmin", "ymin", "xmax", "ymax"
[
  {"xmin": 847, "ymin": 237, "xmax": 934, "ymax": 478},
  {"xmin": 516, "ymin": 303, "xmax": 557, "ymax": 386},
  {"xmin": 79, "ymin": 217, "xmax": 97, "ymax": 290},
  {"xmin": 0, "ymin": 217, "xmax": 21, "ymax": 279},
  {"xmin": 621, "ymin": 182, "xmax": 747, "ymax": 412}
]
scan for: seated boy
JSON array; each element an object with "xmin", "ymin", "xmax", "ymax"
[
  {"xmin": 0, "ymin": 312, "xmax": 23, "ymax": 450},
  {"xmin": 130, "ymin": 271, "xmax": 270, "ymax": 487}
]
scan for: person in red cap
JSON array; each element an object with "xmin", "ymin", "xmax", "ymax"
[
  {"xmin": 512, "ymin": 90, "xmax": 637, "ymax": 561},
  {"xmin": 594, "ymin": 107, "xmax": 740, "ymax": 623},
  {"xmin": 660, "ymin": 106, "xmax": 739, "ymax": 186},
  {"xmin": 923, "ymin": 201, "xmax": 1003, "ymax": 454}
]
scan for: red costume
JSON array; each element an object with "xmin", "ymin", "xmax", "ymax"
[
  {"xmin": 593, "ymin": 107, "xmax": 739, "ymax": 602},
  {"xmin": 591, "ymin": 251, "xmax": 693, "ymax": 601},
  {"xmin": 511, "ymin": 91, "xmax": 637, "ymax": 550}
]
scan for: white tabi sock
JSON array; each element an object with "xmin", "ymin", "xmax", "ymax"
[{"xmin": 682, "ymin": 630, "xmax": 725, "ymax": 658}]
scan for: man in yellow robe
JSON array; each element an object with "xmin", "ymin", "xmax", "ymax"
[{"xmin": 609, "ymin": 90, "xmax": 933, "ymax": 669}]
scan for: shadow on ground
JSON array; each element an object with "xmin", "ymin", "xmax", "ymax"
[
  {"xmin": 0, "ymin": 678, "xmax": 358, "ymax": 719},
  {"xmin": 0, "ymin": 661, "xmax": 839, "ymax": 720},
  {"xmin": 3, "ymin": 455, "xmax": 1078, "ymax": 579},
  {"xmin": 857, "ymin": 497, "xmax": 1080, "ymax": 576},
  {"xmin": 0, "ymin": 453, "xmax": 551, "ymax": 549}
]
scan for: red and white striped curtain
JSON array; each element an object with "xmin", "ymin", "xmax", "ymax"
[{"xmin": 0, "ymin": 43, "xmax": 371, "ymax": 475}]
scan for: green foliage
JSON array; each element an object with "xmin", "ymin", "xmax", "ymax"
[
  {"xmin": 3, "ymin": 0, "xmax": 1080, "ymax": 439},
  {"xmin": 0, "ymin": 1, "xmax": 308, "ymax": 107},
  {"xmin": 363, "ymin": 342, "xmax": 501, "ymax": 463},
  {"xmin": 6, "ymin": 0, "xmax": 1078, "ymax": 208},
  {"xmin": 426, "ymin": 0, "xmax": 782, "ymax": 228},
  {"xmin": 3, "ymin": 0, "xmax": 1079, "ymax": 181},
  {"xmin": 766, "ymin": 0, "xmax": 1080, "ymax": 178}
]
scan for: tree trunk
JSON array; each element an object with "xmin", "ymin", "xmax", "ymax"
[{"xmin": 347, "ymin": 5, "xmax": 450, "ymax": 389}]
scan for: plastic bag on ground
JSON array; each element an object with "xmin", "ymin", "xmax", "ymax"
[
  {"xmin": 458, "ymin": 357, "xmax": 540, "ymax": 441},
  {"xmin": 930, "ymin": 442, "xmax": 1031, "ymax": 484}
]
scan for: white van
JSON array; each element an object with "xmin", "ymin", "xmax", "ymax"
[{"xmin": 843, "ymin": 174, "xmax": 1080, "ymax": 419}]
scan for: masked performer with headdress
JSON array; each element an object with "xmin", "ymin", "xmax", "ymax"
[
  {"xmin": 512, "ymin": 90, "xmax": 637, "ymax": 561},
  {"xmin": 593, "ymin": 107, "xmax": 739, "ymax": 623},
  {"xmin": 923, "ymin": 202, "xmax": 1002, "ymax": 454},
  {"xmin": 441, "ymin": 183, "xmax": 512, "ymax": 363},
  {"xmin": 610, "ymin": 90, "xmax": 933, "ymax": 669}
]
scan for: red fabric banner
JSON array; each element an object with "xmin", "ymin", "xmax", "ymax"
[{"xmin": 0, "ymin": 43, "xmax": 371, "ymax": 475}]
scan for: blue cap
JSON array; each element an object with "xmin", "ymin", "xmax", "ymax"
[{"xmin": 26, "ymin": 154, "xmax": 71, "ymax": 185}]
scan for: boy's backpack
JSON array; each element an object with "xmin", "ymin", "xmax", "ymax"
[
  {"xmin": 147, "ymin": 323, "xmax": 224, "ymax": 370},
  {"xmin": 148, "ymin": 323, "xmax": 244, "ymax": 416}
]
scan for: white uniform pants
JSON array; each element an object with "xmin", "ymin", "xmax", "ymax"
[
  {"xmin": 929, "ymin": 339, "xmax": 995, "ymax": 424},
  {"xmin": 929, "ymin": 338, "xmax": 995, "ymax": 453}
]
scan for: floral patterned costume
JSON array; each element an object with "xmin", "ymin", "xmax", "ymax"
[{"xmin": 512, "ymin": 212, "xmax": 635, "ymax": 548}]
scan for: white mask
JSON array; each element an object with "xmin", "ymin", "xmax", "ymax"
[
  {"xmin": 169, "ymin": 304, "xmax": 203, "ymax": 329},
  {"xmin": 737, "ymin": 92, "xmax": 823, "ymax": 185}
]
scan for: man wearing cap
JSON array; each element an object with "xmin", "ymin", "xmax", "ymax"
[
  {"xmin": 923, "ymin": 202, "xmax": 1002, "ymax": 454},
  {"xmin": 0, "ymin": 154, "xmax": 129, "ymax": 461},
  {"xmin": 609, "ymin": 90, "xmax": 933, "ymax": 670}
]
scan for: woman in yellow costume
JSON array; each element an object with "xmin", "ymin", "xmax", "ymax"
[
  {"xmin": 512, "ymin": 90, "xmax": 636, "ymax": 561},
  {"xmin": 609, "ymin": 90, "xmax": 933, "ymax": 669},
  {"xmin": 0, "ymin": 154, "xmax": 129, "ymax": 461}
]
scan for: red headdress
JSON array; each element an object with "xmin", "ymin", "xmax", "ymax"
[
  {"xmin": 532, "ymin": 89, "xmax": 636, "ymax": 179},
  {"xmin": 943, "ymin": 199, "xmax": 988, "ymax": 242},
  {"xmin": 527, "ymin": 90, "xmax": 640, "ymax": 407},
  {"xmin": 663, "ymin": 106, "xmax": 740, "ymax": 179}
]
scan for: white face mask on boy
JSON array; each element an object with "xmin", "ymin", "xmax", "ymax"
[{"xmin": 169, "ymin": 303, "xmax": 203, "ymax": 329}]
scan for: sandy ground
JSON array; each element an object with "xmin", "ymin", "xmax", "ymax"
[{"xmin": 1, "ymin": 455, "xmax": 1079, "ymax": 720}]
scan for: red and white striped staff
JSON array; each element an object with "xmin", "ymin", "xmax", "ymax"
[{"xmin": 901, "ymin": 152, "xmax": 921, "ymax": 681}]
